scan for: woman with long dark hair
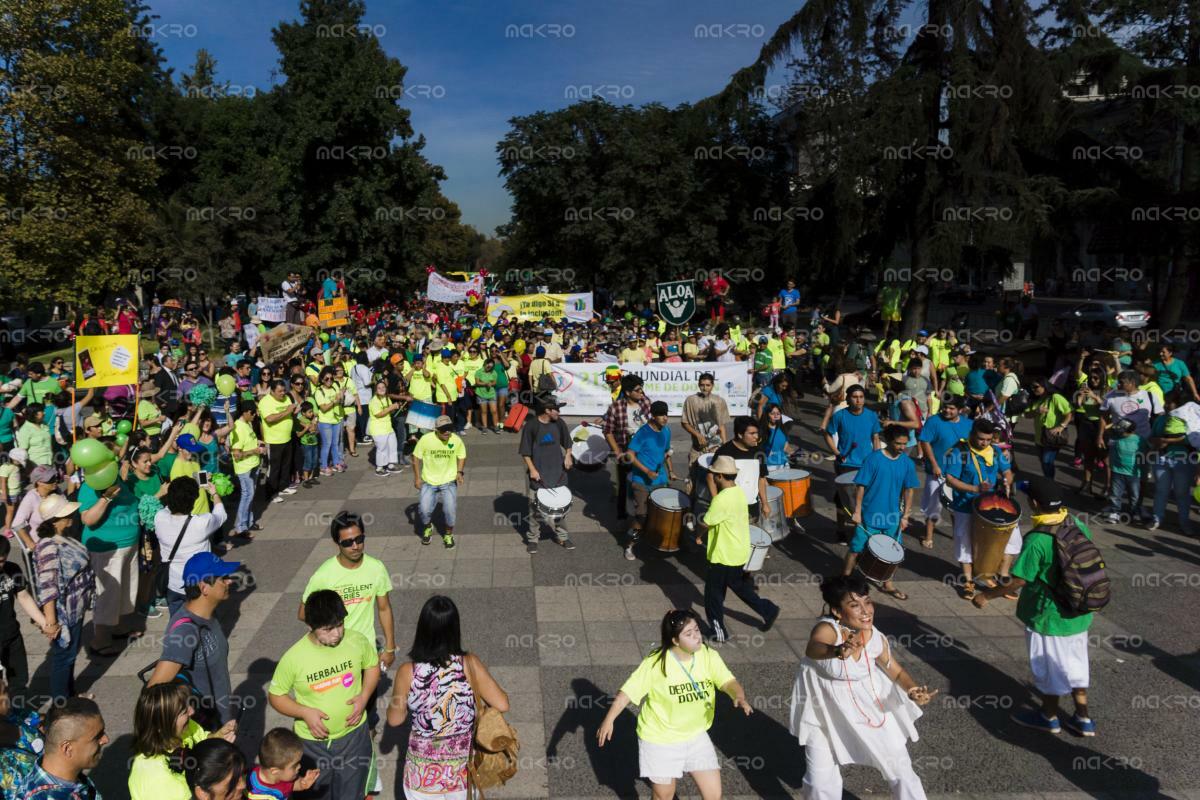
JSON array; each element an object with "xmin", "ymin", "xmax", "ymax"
[
  {"xmin": 597, "ymin": 609, "xmax": 750, "ymax": 800},
  {"xmin": 790, "ymin": 575, "xmax": 935, "ymax": 799},
  {"xmin": 1025, "ymin": 379, "xmax": 1072, "ymax": 479},
  {"xmin": 757, "ymin": 402, "xmax": 797, "ymax": 471},
  {"xmin": 185, "ymin": 738, "xmax": 246, "ymax": 800},
  {"xmin": 388, "ymin": 595, "xmax": 509, "ymax": 800}
]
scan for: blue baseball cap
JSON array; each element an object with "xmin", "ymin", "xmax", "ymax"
[
  {"xmin": 176, "ymin": 433, "xmax": 205, "ymax": 454},
  {"xmin": 183, "ymin": 552, "xmax": 242, "ymax": 586},
  {"xmin": 918, "ymin": 329, "xmax": 929, "ymax": 337}
]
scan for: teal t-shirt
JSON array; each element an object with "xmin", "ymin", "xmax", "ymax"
[
  {"xmin": 1108, "ymin": 433, "xmax": 1144, "ymax": 477},
  {"xmin": 0, "ymin": 407, "xmax": 13, "ymax": 444},
  {"xmin": 78, "ymin": 483, "xmax": 141, "ymax": 552}
]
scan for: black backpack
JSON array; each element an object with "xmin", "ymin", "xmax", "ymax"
[{"xmin": 1039, "ymin": 516, "xmax": 1111, "ymax": 617}]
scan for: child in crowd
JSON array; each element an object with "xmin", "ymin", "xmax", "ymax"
[
  {"xmin": 296, "ymin": 403, "xmax": 319, "ymax": 488},
  {"xmin": 1101, "ymin": 418, "xmax": 1147, "ymax": 523},
  {"xmin": 247, "ymin": 728, "xmax": 319, "ymax": 800}
]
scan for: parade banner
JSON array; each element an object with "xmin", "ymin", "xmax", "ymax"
[
  {"xmin": 656, "ymin": 279, "xmax": 696, "ymax": 326},
  {"xmin": 548, "ymin": 361, "xmax": 751, "ymax": 416},
  {"xmin": 486, "ymin": 293, "xmax": 593, "ymax": 323},
  {"xmin": 427, "ymin": 271, "xmax": 485, "ymax": 303},
  {"xmin": 255, "ymin": 297, "xmax": 288, "ymax": 323},
  {"xmin": 259, "ymin": 323, "xmax": 315, "ymax": 365},
  {"xmin": 74, "ymin": 335, "xmax": 139, "ymax": 389},
  {"xmin": 318, "ymin": 296, "xmax": 349, "ymax": 328}
]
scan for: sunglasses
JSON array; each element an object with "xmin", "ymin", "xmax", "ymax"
[{"xmin": 338, "ymin": 534, "xmax": 366, "ymax": 548}]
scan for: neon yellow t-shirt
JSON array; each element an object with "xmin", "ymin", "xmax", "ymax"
[
  {"xmin": 136, "ymin": 399, "xmax": 162, "ymax": 436},
  {"xmin": 258, "ymin": 395, "xmax": 294, "ymax": 444},
  {"xmin": 703, "ymin": 486, "xmax": 751, "ymax": 566},
  {"xmin": 127, "ymin": 719, "xmax": 208, "ymax": 800},
  {"xmin": 302, "ymin": 554, "xmax": 393, "ymax": 643},
  {"xmin": 366, "ymin": 395, "xmax": 393, "ymax": 436},
  {"xmin": 230, "ymin": 418, "xmax": 261, "ymax": 474},
  {"xmin": 414, "ymin": 431, "xmax": 465, "ymax": 485},
  {"xmin": 169, "ymin": 457, "xmax": 210, "ymax": 514},
  {"xmin": 433, "ymin": 362, "xmax": 459, "ymax": 403},
  {"xmin": 268, "ymin": 630, "xmax": 378, "ymax": 741},
  {"xmin": 312, "ymin": 386, "xmax": 344, "ymax": 424},
  {"xmin": 619, "ymin": 646, "xmax": 736, "ymax": 744},
  {"xmin": 766, "ymin": 338, "xmax": 785, "ymax": 369},
  {"xmin": 459, "ymin": 357, "xmax": 484, "ymax": 385},
  {"xmin": 408, "ymin": 370, "xmax": 434, "ymax": 402}
]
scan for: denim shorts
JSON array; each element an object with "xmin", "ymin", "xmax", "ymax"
[{"xmin": 302, "ymin": 443, "xmax": 318, "ymax": 472}]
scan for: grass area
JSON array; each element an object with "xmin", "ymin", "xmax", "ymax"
[{"xmin": 23, "ymin": 327, "xmax": 228, "ymax": 367}]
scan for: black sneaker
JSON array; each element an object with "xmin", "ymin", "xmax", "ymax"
[
  {"xmin": 708, "ymin": 620, "xmax": 728, "ymax": 643},
  {"xmin": 526, "ymin": 541, "xmax": 539, "ymax": 554},
  {"xmin": 558, "ymin": 536, "xmax": 576, "ymax": 551},
  {"xmin": 762, "ymin": 603, "xmax": 780, "ymax": 632}
]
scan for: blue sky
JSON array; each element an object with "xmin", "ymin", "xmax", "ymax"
[{"xmin": 145, "ymin": 0, "xmax": 801, "ymax": 236}]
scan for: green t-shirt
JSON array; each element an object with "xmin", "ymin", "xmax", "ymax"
[
  {"xmin": 1155, "ymin": 358, "xmax": 1190, "ymax": 393},
  {"xmin": 414, "ymin": 432, "xmax": 465, "ymax": 485},
  {"xmin": 19, "ymin": 376, "xmax": 62, "ymax": 404},
  {"xmin": 459, "ymin": 357, "xmax": 484, "ymax": 385},
  {"xmin": 78, "ymin": 483, "xmax": 140, "ymax": 552},
  {"xmin": 0, "ymin": 406, "xmax": 15, "ymax": 444},
  {"xmin": 258, "ymin": 395, "xmax": 295, "ymax": 444},
  {"xmin": 299, "ymin": 416, "xmax": 319, "ymax": 446},
  {"xmin": 433, "ymin": 362, "xmax": 459, "ymax": 402},
  {"xmin": 127, "ymin": 718, "xmax": 207, "ymax": 800},
  {"xmin": 1012, "ymin": 517, "xmax": 1095, "ymax": 637},
  {"xmin": 473, "ymin": 368, "xmax": 497, "ymax": 400},
  {"xmin": 1029, "ymin": 393, "xmax": 1071, "ymax": 445},
  {"xmin": 408, "ymin": 370, "xmax": 434, "ymax": 402},
  {"xmin": 137, "ymin": 399, "xmax": 162, "ymax": 436},
  {"xmin": 302, "ymin": 555, "xmax": 393, "ymax": 643},
  {"xmin": 753, "ymin": 351, "xmax": 773, "ymax": 374},
  {"xmin": 619, "ymin": 646, "xmax": 736, "ymax": 744},
  {"xmin": 703, "ymin": 486, "xmax": 751, "ymax": 566},
  {"xmin": 16, "ymin": 421, "xmax": 52, "ymax": 466},
  {"xmin": 230, "ymin": 418, "xmax": 261, "ymax": 474},
  {"xmin": 1152, "ymin": 414, "xmax": 1191, "ymax": 457},
  {"xmin": 156, "ymin": 452, "xmax": 177, "ymax": 482},
  {"xmin": 765, "ymin": 338, "xmax": 785, "ymax": 369},
  {"xmin": 124, "ymin": 472, "xmax": 162, "ymax": 499},
  {"xmin": 269, "ymin": 630, "xmax": 378, "ymax": 741}
]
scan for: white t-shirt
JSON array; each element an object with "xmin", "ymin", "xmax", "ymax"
[
  {"xmin": 281, "ymin": 280, "xmax": 297, "ymax": 304},
  {"xmin": 154, "ymin": 506, "xmax": 229, "ymax": 593},
  {"xmin": 1102, "ymin": 389, "xmax": 1157, "ymax": 438}
]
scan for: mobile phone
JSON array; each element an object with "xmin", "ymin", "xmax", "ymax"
[
  {"xmin": 198, "ymin": 471, "xmax": 210, "ymax": 486},
  {"xmin": 78, "ymin": 349, "xmax": 97, "ymax": 380}
]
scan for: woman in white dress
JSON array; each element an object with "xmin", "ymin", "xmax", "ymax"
[{"xmin": 790, "ymin": 575, "xmax": 937, "ymax": 800}]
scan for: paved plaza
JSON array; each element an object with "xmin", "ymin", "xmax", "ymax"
[{"xmin": 19, "ymin": 400, "xmax": 1200, "ymax": 799}]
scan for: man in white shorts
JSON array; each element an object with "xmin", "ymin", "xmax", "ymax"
[
  {"xmin": 916, "ymin": 395, "xmax": 972, "ymax": 549},
  {"xmin": 973, "ymin": 477, "xmax": 1097, "ymax": 736}
]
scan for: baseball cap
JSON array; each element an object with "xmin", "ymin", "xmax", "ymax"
[
  {"xmin": 535, "ymin": 346, "xmax": 546, "ymax": 357},
  {"xmin": 183, "ymin": 552, "xmax": 242, "ymax": 586},
  {"xmin": 543, "ymin": 328, "xmax": 554, "ymax": 335},
  {"xmin": 7, "ymin": 448, "xmax": 27, "ymax": 465},
  {"xmin": 83, "ymin": 415, "xmax": 102, "ymax": 429},
  {"xmin": 441, "ymin": 348, "xmax": 452, "ymax": 358},
  {"xmin": 31, "ymin": 465, "xmax": 59, "ymax": 484},
  {"xmin": 435, "ymin": 415, "xmax": 454, "ymax": 432},
  {"xmin": 918, "ymin": 329, "xmax": 929, "ymax": 337},
  {"xmin": 1018, "ymin": 477, "xmax": 1063, "ymax": 511},
  {"xmin": 176, "ymin": 433, "xmax": 205, "ymax": 454}
]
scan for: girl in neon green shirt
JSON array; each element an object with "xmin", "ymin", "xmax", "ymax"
[{"xmin": 129, "ymin": 683, "xmax": 236, "ymax": 800}]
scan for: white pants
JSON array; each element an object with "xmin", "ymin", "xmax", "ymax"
[
  {"xmin": 90, "ymin": 545, "xmax": 138, "ymax": 628},
  {"xmin": 921, "ymin": 475, "xmax": 945, "ymax": 522},
  {"xmin": 1027, "ymin": 628, "xmax": 1090, "ymax": 695},
  {"xmin": 373, "ymin": 431, "xmax": 398, "ymax": 467},
  {"xmin": 952, "ymin": 511, "xmax": 1022, "ymax": 564},
  {"xmin": 802, "ymin": 726, "xmax": 927, "ymax": 800}
]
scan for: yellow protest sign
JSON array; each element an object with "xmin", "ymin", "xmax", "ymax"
[
  {"xmin": 318, "ymin": 296, "xmax": 349, "ymax": 328},
  {"xmin": 75, "ymin": 335, "xmax": 140, "ymax": 389},
  {"xmin": 485, "ymin": 293, "xmax": 593, "ymax": 323}
]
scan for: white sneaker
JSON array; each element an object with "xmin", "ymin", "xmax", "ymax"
[
  {"xmin": 623, "ymin": 545, "xmax": 635, "ymax": 561},
  {"xmin": 281, "ymin": 486, "xmax": 299, "ymax": 495},
  {"xmin": 463, "ymin": 422, "xmax": 473, "ymax": 430},
  {"xmin": 272, "ymin": 496, "xmax": 284, "ymax": 504}
]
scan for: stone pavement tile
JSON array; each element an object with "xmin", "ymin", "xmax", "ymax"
[
  {"xmin": 535, "ymin": 621, "xmax": 592, "ymax": 666},
  {"xmin": 963, "ymin": 615, "xmax": 1029, "ymax": 638},
  {"xmin": 535, "ymin": 586, "xmax": 583, "ymax": 622},
  {"xmin": 577, "ymin": 586, "xmax": 628, "ymax": 621},
  {"xmin": 584, "ymin": 620, "xmax": 637, "ymax": 642},
  {"xmin": 586, "ymin": 640, "xmax": 645, "ymax": 666}
]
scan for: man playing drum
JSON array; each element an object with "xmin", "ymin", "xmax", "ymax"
[
  {"xmin": 604, "ymin": 375, "xmax": 653, "ymax": 522},
  {"xmin": 823, "ymin": 386, "xmax": 881, "ymax": 543},
  {"xmin": 519, "ymin": 394, "xmax": 576, "ymax": 554},
  {"xmin": 943, "ymin": 418, "xmax": 1018, "ymax": 600},
  {"xmin": 917, "ymin": 395, "xmax": 972, "ymax": 550},
  {"xmin": 681, "ymin": 373, "xmax": 731, "ymax": 469},
  {"xmin": 624, "ymin": 401, "xmax": 676, "ymax": 561},
  {"xmin": 846, "ymin": 425, "xmax": 920, "ymax": 601},
  {"xmin": 704, "ymin": 456, "xmax": 780, "ymax": 643}
]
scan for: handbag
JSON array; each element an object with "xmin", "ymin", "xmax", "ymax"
[
  {"xmin": 466, "ymin": 698, "xmax": 520, "ymax": 798},
  {"xmin": 1042, "ymin": 425, "xmax": 1069, "ymax": 449}
]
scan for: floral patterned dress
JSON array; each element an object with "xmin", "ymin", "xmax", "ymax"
[{"xmin": 403, "ymin": 655, "xmax": 476, "ymax": 800}]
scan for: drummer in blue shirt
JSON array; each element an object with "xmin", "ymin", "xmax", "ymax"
[
  {"xmin": 917, "ymin": 395, "xmax": 974, "ymax": 549},
  {"xmin": 943, "ymin": 417, "xmax": 1018, "ymax": 599},
  {"xmin": 824, "ymin": 385, "xmax": 882, "ymax": 542},
  {"xmin": 624, "ymin": 401, "xmax": 676, "ymax": 561},
  {"xmin": 846, "ymin": 425, "xmax": 920, "ymax": 600}
]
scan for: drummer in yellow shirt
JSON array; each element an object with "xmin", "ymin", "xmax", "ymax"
[
  {"xmin": 702, "ymin": 456, "xmax": 780, "ymax": 643},
  {"xmin": 597, "ymin": 608, "xmax": 751, "ymax": 798}
]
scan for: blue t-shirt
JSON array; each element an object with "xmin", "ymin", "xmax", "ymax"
[
  {"xmin": 918, "ymin": 414, "xmax": 973, "ymax": 472},
  {"xmin": 779, "ymin": 288, "xmax": 801, "ymax": 311},
  {"xmin": 964, "ymin": 369, "xmax": 992, "ymax": 396},
  {"xmin": 944, "ymin": 444, "xmax": 1011, "ymax": 512},
  {"xmin": 761, "ymin": 386, "xmax": 782, "ymax": 408},
  {"xmin": 854, "ymin": 449, "xmax": 921, "ymax": 531},
  {"xmin": 761, "ymin": 424, "xmax": 789, "ymax": 469},
  {"xmin": 826, "ymin": 408, "xmax": 881, "ymax": 468},
  {"xmin": 628, "ymin": 422, "xmax": 672, "ymax": 487}
]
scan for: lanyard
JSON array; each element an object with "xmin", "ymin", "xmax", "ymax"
[{"xmin": 671, "ymin": 650, "xmax": 709, "ymax": 706}]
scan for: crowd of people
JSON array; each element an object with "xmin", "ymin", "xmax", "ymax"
[{"xmin": 0, "ymin": 274, "xmax": 1189, "ymax": 800}]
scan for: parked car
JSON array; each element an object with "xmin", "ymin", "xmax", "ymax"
[
  {"xmin": 1058, "ymin": 301, "xmax": 1151, "ymax": 330},
  {"xmin": 0, "ymin": 311, "xmax": 74, "ymax": 356}
]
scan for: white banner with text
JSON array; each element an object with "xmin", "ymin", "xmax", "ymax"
[{"xmin": 549, "ymin": 361, "xmax": 751, "ymax": 417}]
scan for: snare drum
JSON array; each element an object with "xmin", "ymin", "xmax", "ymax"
[
  {"xmin": 533, "ymin": 486, "xmax": 573, "ymax": 521},
  {"xmin": 857, "ymin": 534, "xmax": 904, "ymax": 584},
  {"xmin": 407, "ymin": 400, "xmax": 441, "ymax": 431},
  {"xmin": 569, "ymin": 424, "xmax": 610, "ymax": 472},
  {"xmin": 646, "ymin": 487, "xmax": 690, "ymax": 553},
  {"xmin": 744, "ymin": 525, "xmax": 772, "ymax": 571},
  {"xmin": 689, "ymin": 453, "xmax": 715, "ymax": 516},
  {"xmin": 764, "ymin": 485, "xmax": 786, "ymax": 542},
  {"xmin": 768, "ymin": 468, "xmax": 812, "ymax": 519}
]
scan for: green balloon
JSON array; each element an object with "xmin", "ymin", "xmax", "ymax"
[
  {"xmin": 114, "ymin": 432, "xmax": 128, "ymax": 447},
  {"xmin": 320, "ymin": 332, "xmax": 330, "ymax": 342},
  {"xmin": 84, "ymin": 460, "xmax": 119, "ymax": 491},
  {"xmin": 116, "ymin": 420, "xmax": 133, "ymax": 435},
  {"xmin": 215, "ymin": 374, "xmax": 236, "ymax": 396},
  {"xmin": 71, "ymin": 438, "xmax": 113, "ymax": 470}
]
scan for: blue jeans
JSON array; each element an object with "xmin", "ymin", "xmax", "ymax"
[
  {"xmin": 1153, "ymin": 458, "xmax": 1194, "ymax": 534},
  {"xmin": 302, "ymin": 443, "xmax": 318, "ymax": 472},
  {"xmin": 418, "ymin": 482, "xmax": 458, "ymax": 529},
  {"xmin": 236, "ymin": 468, "xmax": 256, "ymax": 531},
  {"xmin": 318, "ymin": 422, "xmax": 344, "ymax": 470},
  {"xmin": 1106, "ymin": 472, "xmax": 1143, "ymax": 517},
  {"xmin": 1039, "ymin": 447, "xmax": 1060, "ymax": 478},
  {"xmin": 50, "ymin": 619, "xmax": 83, "ymax": 703}
]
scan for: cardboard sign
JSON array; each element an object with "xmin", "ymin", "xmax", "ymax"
[{"xmin": 318, "ymin": 296, "xmax": 349, "ymax": 328}]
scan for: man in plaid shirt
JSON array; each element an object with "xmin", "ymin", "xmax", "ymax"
[
  {"xmin": 17, "ymin": 697, "xmax": 107, "ymax": 800},
  {"xmin": 603, "ymin": 374, "xmax": 653, "ymax": 523}
]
